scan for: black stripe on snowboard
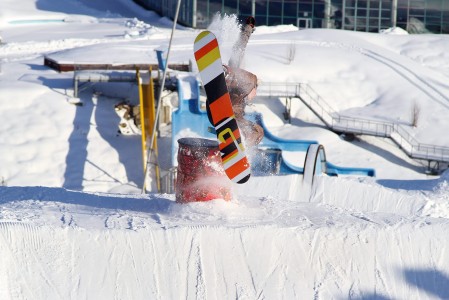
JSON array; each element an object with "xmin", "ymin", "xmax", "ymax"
[
  {"xmin": 237, "ymin": 174, "xmax": 251, "ymax": 184},
  {"xmin": 203, "ymin": 74, "xmax": 228, "ymax": 105},
  {"xmin": 215, "ymin": 117, "xmax": 239, "ymax": 134},
  {"xmin": 220, "ymin": 139, "xmax": 242, "ymax": 158}
]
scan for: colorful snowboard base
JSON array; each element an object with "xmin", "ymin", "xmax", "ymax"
[{"xmin": 194, "ymin": 30, "xmax": 251, "ymax": 184}]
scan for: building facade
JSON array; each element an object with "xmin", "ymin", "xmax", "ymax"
[{"xmin": 135, "ymin": 0, "xmax": 449, "ymax": 34}]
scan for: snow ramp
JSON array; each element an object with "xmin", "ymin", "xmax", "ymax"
[{"xmin": 1, "ymin": 181, "xmax": 449, "ymax": 299}]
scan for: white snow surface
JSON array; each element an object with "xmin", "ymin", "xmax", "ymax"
[{"xmin": 1, "ymin": 0, "xmax": 449, "ymax": 299}]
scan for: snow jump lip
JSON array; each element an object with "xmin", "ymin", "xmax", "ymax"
[
  {"xmin": 8, "ymin": 19, "xmax": 65, "ymax": 25},
  {"xmin": 173, "ymin": 75, "xmax": 375, "ymax": 177}
]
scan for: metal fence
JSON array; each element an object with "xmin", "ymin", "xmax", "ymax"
[{"xmin": 257, "ymin": 81, "xmax": 449, "ymax": 163}]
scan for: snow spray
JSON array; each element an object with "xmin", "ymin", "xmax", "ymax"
[
  {"xmin": 176, "ymin": 138, "xmax": 232, "ymax": 203},
  {"xmin": 206, "ymin": 13, "xmax": 241, "ymax": 63}
]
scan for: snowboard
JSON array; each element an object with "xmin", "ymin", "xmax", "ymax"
[{"xmin": 193, "ymin": 30, "xmax": 251, "ymax": 184}]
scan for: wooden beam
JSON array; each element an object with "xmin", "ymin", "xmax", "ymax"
[{"xmin": 44, "ymin": 57, "xmax": 190, "ymax": 73}]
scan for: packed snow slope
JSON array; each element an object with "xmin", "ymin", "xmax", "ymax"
[{"xmin": 1, "ymin": 0, "xmax": 449, "ymax": 299}]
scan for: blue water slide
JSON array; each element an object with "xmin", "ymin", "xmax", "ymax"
[
  {"xmin": 248, "ymin": 113, "xmax": 318, "ymax": 152},
  {"xmin": 171, "ymin": 75, "xmax": 216, "ymax": 165},
  {"xmin": 247, "ymin": 113, "xmax": 375, "ymax": 177},
  {"xmin": 326, "ymin": 162, "xmax": 376, "ymax": 177},
  {"xmin": 172, "ymin": 76, "xmax": 375, "ymax": 177}
]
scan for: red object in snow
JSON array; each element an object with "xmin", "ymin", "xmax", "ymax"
[{"xmin": 175, "ymin": 138, "xmax": 232, "ymax": 203}]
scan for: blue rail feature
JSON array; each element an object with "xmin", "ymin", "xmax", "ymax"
[
  {"xmin": 172, "ymin": 76, "xmax": 375, "ymax": 177},
  {"xmin": 248, "ymin": 113, "xmax": 317, "ymax": 152},
  {"xmin": 326, "ymin": 162, "xmax": 376, "ymax": 177},
  {"xmin": 171, "ymin": 75, "xmax": 215, "ymax": 165}
]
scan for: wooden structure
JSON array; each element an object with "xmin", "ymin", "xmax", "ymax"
[{"xmin": 44, "ymin": 56, "xmax": 190, "ymax": 73}]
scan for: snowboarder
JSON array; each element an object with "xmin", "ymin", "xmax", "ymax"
[
  {"xmin": 224, "ymin": 16, "xmax": 263, "ymax": 147},
  {"xmin": 223, "ymin": 64, "xmax": 263, "ymax": 147}
]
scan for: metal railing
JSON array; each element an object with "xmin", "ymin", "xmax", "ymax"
[
  {"xmin": 257, "ymin": 81, "xmax": 449, "ymax": 164},
  {"xmin": 160, "ymin": 167, "xmax": 177, "ymax": 194}
]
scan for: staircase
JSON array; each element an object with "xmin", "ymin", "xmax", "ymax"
[{"xmin": 256, "ymin": 82, "xmax": 449, "ymax": 171}]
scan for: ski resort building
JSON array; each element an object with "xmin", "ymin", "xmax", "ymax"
[{"xmin": 135, "ymin": 0, "xmax": 449, "ymax": 33}]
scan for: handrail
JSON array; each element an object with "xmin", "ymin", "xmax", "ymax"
[{"xmin": 257, "ymin": 81, "xmax": 449, "ymax": 163}]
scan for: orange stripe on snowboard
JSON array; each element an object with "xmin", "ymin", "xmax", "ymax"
[
  {"xmin": 209, "ymin": 93, "xmax": 234, "ymax": 125},
  {"xmin": 225, "ymin": 157, "xmax": 250, "ymax": 180},
  {"xmin": 194, "ymin": 38, "xmax": 219, "ymax": 61}
]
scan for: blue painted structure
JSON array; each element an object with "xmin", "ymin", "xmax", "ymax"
[
  {"xmin": 172, "ymin": 75, "xmax": 375, "ymax": 177},
  {"xmin": 155, "ymin": 50, "xmax": 166, "ymax": 71}
]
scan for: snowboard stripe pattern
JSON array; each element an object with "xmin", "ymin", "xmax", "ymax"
[
  {"xmin": 208, "ymin": 93, "xmax": 234, "ymax": 125},
  {"xmin": 194, "ymin": 31, "xmax": 251, "ymax": 184},
  {"xmin": 194, "ymin": 32, "xmax": 222, "ymax": 85}
]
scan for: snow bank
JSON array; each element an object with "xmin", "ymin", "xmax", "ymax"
[
  {"xmin": 379, "ymin": 27, "xmax": 409, "ymax": 35},
  {"xmin": 1, "ymin": 220, "xmax": 448, "ymax": 299},
  {"xmin": 1, "ymin": 184, "xmax": 449, "ymax": 299},
  {"xmin": 311, "ymin": 176, "xmax": 427, "ymax": 217},
  {"xmin": 254, "ymin": 24, "xmax": 299, "ymax": 35}
]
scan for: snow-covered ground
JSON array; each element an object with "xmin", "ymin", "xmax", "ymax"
[{"xmin": 1, "ymin": 0, "xmax": 449, "ymax": 299}]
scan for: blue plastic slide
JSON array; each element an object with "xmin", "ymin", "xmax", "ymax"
[{"xmin": 172, "ymin": 76, "xmax": 375, "ymax": 177}]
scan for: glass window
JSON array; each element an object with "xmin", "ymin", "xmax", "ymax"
[
  {"xmin": 223, "ymin": 0, "xmax": 238, "ymax": 14},
  {"xmin": 358, "ymin": 9, "xmax": 367, "ymax": 17},
  {"xmin": 283, "ymin": 17, "xmax": 297, "ymax": 25},
  {"xmin": 298, "ymin": 2, "xmax": 313, "ymax": 17},
  {"xmin": 443, "ymin": 23, "xmax": 449, "ymax": 34},
  {"xmin": 380, "ymin": 19, "xmax": 391, "ymax": 28},
  {"xmin": 255, "ymin": 0, "xmax": 268, "ymax": 15},
  {"xmin": 397, "ymin": 0, "xmax": 411, "ymax": 9},
  {"xmin": 380, "ymin": 9, "xmax": 390, "ymax": 18},
  {"xmin": 268, "ymin": 0, "xmax": 282, "ymax": 16},
  {"xmin": 425, "ymin": 18, "xmax": 442, "ymax": 25},
  {"xmin": 409, "ymin": 0, "xmax": 425, "ymax": 9},
  {"xmin": 369, "ymin": 9, "xmax": 380, "ymax": 17},
  {"xmin": 268, "ymin": 16, "xmax": 282, "ymax": 26},
  {"xmin": 209, "ymin": 0, "xmax": 223, "ymax": 16},
  {"xmin": 313, "ymin": 2, "xmax": 325, "ymax": 18},
  {"xmin": 369, "ymin": 0, "xmax": 381, "ymax": 9},
  {"xmin": 225, "ymin": 0, "xmax": 238, "ymax": 10},
  {"xmin": 239, "ymin": 0, "xmax": 252, "ymax": 14},
  {"xmin": 426, "ymin": 24, "xmax": 441, "ymax": 33},
  {"xmin": 345, "ymin": 0, "xmax": 356, "ymax": 8},
  {"xmin": 283, "ymin": 2, "xmax": 297, "ymax": 18},
  {"xmin": 409, "ymin": 9, "xmax": 424, "ymax": 17},
  {"xmin": 397, "ymin": 8, "xmax": 408, "ymax": 22},
  {"xmin": 355, "ymin": 17, "xmax": 367, "ymax": 31},
  {"xmin": 357, "ymin": 0, "xmax": 368, "ymax": 9},
  {"xmin": 381, "ymin": 0, "xmax": 391, "ymax": 8},
  {"xmin": 426, "ymin": 10, "xmax": 442, "ymax": 18},
  {"xmin": 426, "ymin": 0, "xmax": 443, "ymax": 11},
  {"xmin": 187, "ymin": 0, "xmax": 449, "ymax": 33}
]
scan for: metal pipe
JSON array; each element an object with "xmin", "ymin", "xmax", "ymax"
[
  {"xmin": 142, "ymin": 0, "xmax": 182, "ymax": 193},
  {"xmin": 391, "ymin": 0, "xmax": 398, "ymax": 28},
  {"xmin": 192, "ymin": 0, "xmax": 197, "ymax": 28},
  {"xmin": 323, "ymin": 0, "xmax": 331, "ymax": 29}
]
